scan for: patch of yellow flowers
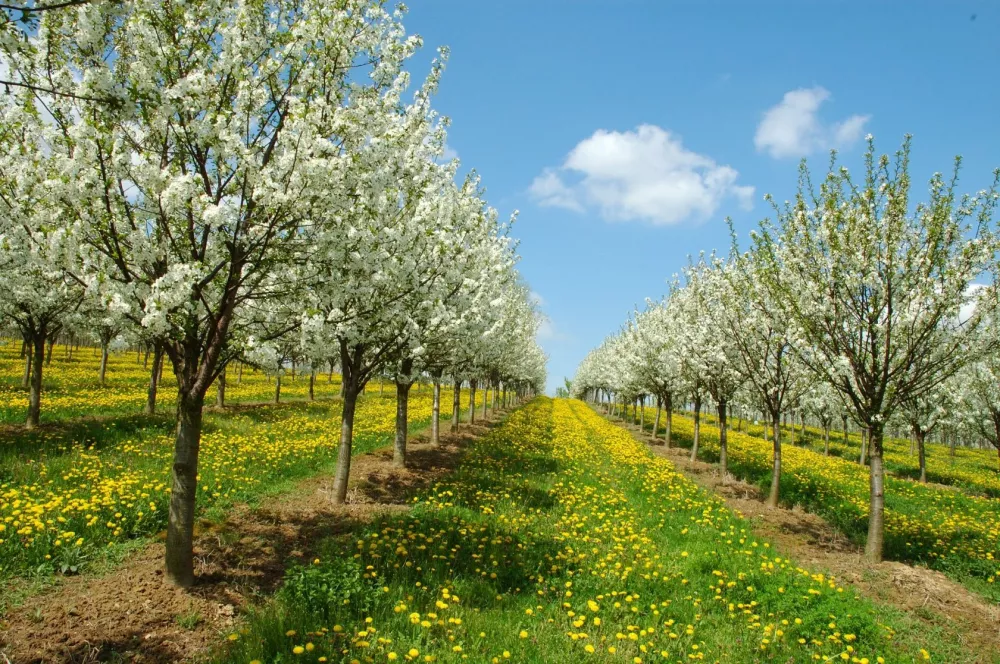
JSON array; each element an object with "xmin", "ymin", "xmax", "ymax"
[
  {"xmin": 245, "ymin": 399, "xmax": 929, "ymax": 663},
  {"xmin": 0, "ymin": 343, "xmax": 459, "ymax": 577},
  {"xmin": 669, "ymin": 414, "xmax": 1000, "ymax": 581}
]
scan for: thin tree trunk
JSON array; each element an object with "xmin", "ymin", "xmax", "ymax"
[
  {"xmin": 482, "ymin": 380, "xmax": 488, "ymax": 420},
  {"xmin": 859, "ymin": 428, "xmax": 868, "ymax": 465},
  {"xmin": 274, "ymin": 373, "xmax": 281, "ymax": 404},
  {"xmin": 824, "ymin": 424, "xmax": 830, "ymax": 455},
  {"xmin": 864, "ymin": 424, "xmax": 886, "ymax": 562},
  {"xmin": 451, "ymin": 380, "xmax": 461, "ymax": 431},
  {"xmin": 842, "ymin": 415, "xmax": 849, "ymax": 444},
  {"xmin": 99, "ymin": 343, "xmax": 109, "ymax": 385},
  {"xmin": 22, "ymin": 347, "xmax": 32, "ymax": 389},
  {"xmin": 216, "ymin": 367, "xmax": 226, "ymax": 408},
  {"xmin": 237, "ymin": 361, "xmax": 243, "ymax": 385},
  {"xmin": 767, "ymin": 412, "xmax": 782, "ymax": 507},
  {"xmin": 393, "ymin": 375, "xmax": 411, "ymax": 468},
  {"xmin": 308, "ymin": 370, "xmax": 315, "ymax": 401},
  {"xmin": 664, "ymin": 393, "xmax": 673, "ymax": 448},
  {"xmin": 915, "ymin": 427, "xmax": 927, "ymax": 483},
  {"xmin": 46, "ymin": 337, "xmax": 56, "ymax": 366},
  {"xmin": 689, "ymin": 395, "xmax": 702, "ymax": 463},
  {"xmin": 165, "ymin": 391, "xmax": 205, "ymax": 588},
  {"xmin": 146, "ymin": 344, "xmax": 163, "ymax": 415},
  {"xmin": 652, "ymin": 396, "xmax": 661, "ymax": 442},
  {"xmin": 718, "ymin": 399, "xmax": 728, "ymax": 481},
  {"xmin": 25, "ymin": 328, "xmax": 45, "ymax": 429},
  {"xmin": 332, "ymin": 379, "xmax": 361, "ymax": 505},
  {"xmin": 143, "ymin": 346, "xmax": 150, "ymax": 368},
  {"xmin": 431, "ymin": 378, "xmax": 441, "ymax": 445},
  {"xmin": 640, "ymin": 397, "xmax": 645, "ymax": 432},
  {"xmin": 469, "ymin": 379, "xmax": 477, "ymax": 425}
]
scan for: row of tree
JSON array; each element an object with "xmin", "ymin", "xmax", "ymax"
[
  {"xmin": 0, "ymin": 0, "xmax": 546, "ymax": 587},
  {"xmin": 574, "ymin": 137, "xmax": 1000, "ymax": 562}
]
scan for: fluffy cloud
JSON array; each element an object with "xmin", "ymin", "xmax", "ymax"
[
  {"xmin": 754, "ymin": 86, "xmax": 870, "ymax": 159},
  {"xmin": 441, "ymin": 142, "xmax": 459, "ymax": 161},
  {"xmin": 529, "ymin": 124, "xmax": 754, "ymax": 226}
]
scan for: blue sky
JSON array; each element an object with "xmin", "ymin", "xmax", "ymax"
[{"xmin": 403, "ymin": 1, "xmax": 1000, "ymax": 394}]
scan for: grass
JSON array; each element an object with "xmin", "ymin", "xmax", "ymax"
[
  {"xmin": 664, "ymin": 407, "xmax": 1000, "ymax": 500},
  {"xmin": 0, "ymin": 343, "xmax": 477, "ymax": 583},
  {"xmin": 213, "ymin": 398, "xmax": 985, "ymax": 664},
  {"xmin": 620, "ymin": 408, "xmax": 1000, "ymax": 604}
]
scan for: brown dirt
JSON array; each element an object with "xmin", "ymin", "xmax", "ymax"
[
  {"xmin": 620, "ymin": 422, "xmax": 1000, "ymax": 659},
  {"xmin": 0, "ymin": 416, "xmax": 503, "ymax": 664}
]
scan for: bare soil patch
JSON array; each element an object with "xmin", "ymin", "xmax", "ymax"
[
  {"xmin": 620, "ymin": 419, "xmax": 1000, "ymax": 659},
  {"xmin": 0, "ymin": 416, "xmax": 502, "ymax": 664}
]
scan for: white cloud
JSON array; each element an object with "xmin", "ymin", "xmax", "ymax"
[
  {"xmin": 754, "ymin": 86, "xmax": 871, "ymax": 159},
  {"xmin": 528, "ymin": 169, "xmax": 584, "ymax": 213},
  {"xmin": 441, "ymin": 142, "xmax": 459, "ymax": 161},
  {"xmin": 537, "ymin": 317, "xmax": 557, "ymax": 340},
  {"xmin": 529, "ymin": 125, "xmax": 754, "ymax": 225}
]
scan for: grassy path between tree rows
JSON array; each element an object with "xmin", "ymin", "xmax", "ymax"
[
  {"xmin": 630, "ymin": 409, "xmax": 1000, "ymax": 604},
  {"xmin": 217, "ymin": 398, "xmax": 982, "ymax": 664}
]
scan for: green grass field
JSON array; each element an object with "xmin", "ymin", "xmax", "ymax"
[
  {"xmin": 215, "ymin": 398, "xmax": 986, "ymax": 664},
  {"xmin": 620, "ymin": 408, "xmax": 1000, "ymax": 604}
]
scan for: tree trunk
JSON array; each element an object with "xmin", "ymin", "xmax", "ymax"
[
  {"xmin": 308, "ymin": 370, "xmax": 315, "ymax": 401},
  {"xmin": 689, "ymin": 395, "xmax": 702, "ymax": 463},
  {"xmin": 332, "ymin": 379, "xmax": 361, "ymax": 505},
  {"xmin": 799, "ymin": 412, "xmax": 805, "ymax": 445},
  {"xmin": 237, "ymin": 361, "xmax": 243, "ymax": 385},
  {"xmin": 859, "ymin": 428, "xmax": 868, "ymax": 465},
  {"xmin": 393, "ymin": 358, "xmax": 414, "ymax": 468},
  {"xmin": 864, "ymin": 424, "xmax": 886, "ymax": 562},
  {"xmin": 652, "ymin": 396, "xmax": 661, "ymax": 442},
  {"xmin": 482, "ymin": 380, "xmax": 488, "ymax": 420},
  {"xmin": 451, "ymin": 380, "xmax": 461, "ymax": 431},
  {"xmin": 165, "ymin": 391, "xmax": 205, "ymax": 588},
  {"xmin": 146, "ymin": 344, "xmax": 163, "ymax": 415},
  {"xmin": 216, "ymin": 367, "xmax": 226, "ymax": 408},
  {"xmin": 915, "ymin": 426, "xmax": 927, "ymax": 483},
  {"xmin": 664, "ymin": 392, "xmax": 673, "ymax": 448},
  {"xmin": 640, "ymin": 397, "xmax": 645, "ymax": 432},
  {"xmin": 25, "ymin": 327, "xmax": 45, "ymax": 429},
  {"xmin": 143, "ymin": 346, "xmax": 150, "ymax": 368},
  {"xmin": 767, "ymin": 412, "xmax": 782, "ymax": 507},
  {"xmin": 469, "ymin": 379, "xmax": 477, "ymax": 425},
  {"xmin": 21, "ymin": 343, "xmax": 32, "ymax": 389},
  {"xmin": 842, "ymin": 415, "xmax": 849, "ymax": 444},
  {"xmin": 431, "ymin": 378, "xmax": 441, "ymax": 445},
  {"xmin": 393, "ymin": 378, "xmax": 411, "ymax": 468},
  {"xmin": 274, "ymin": 373, "xmax": 281, "ymax": 404},
  {"xmin": 718, "ymin": 399, "xmax": 728, "ymax": 481},
  {"xmin": 99, "ymin": 343, "xmax": 109, "ymax": 385},
  {"xmin": 823, "ymin": 424, "xmax": 830, "ymax": 455},
  {"xmin": 46, "ymin": 337, "xmax": 56, "ymax": 366}
]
